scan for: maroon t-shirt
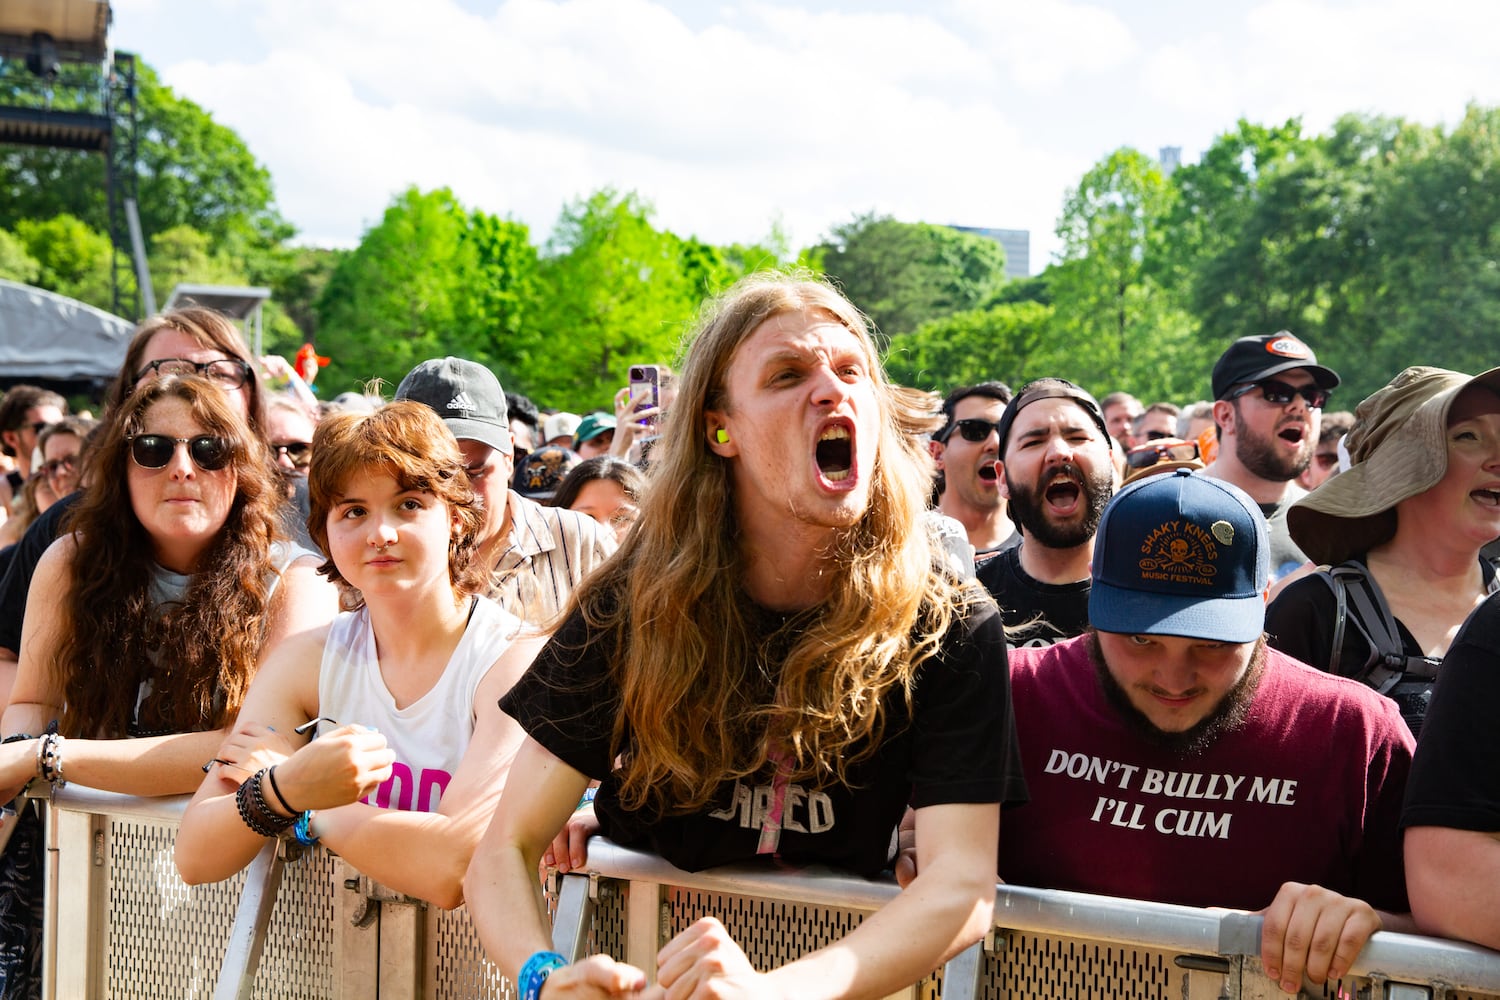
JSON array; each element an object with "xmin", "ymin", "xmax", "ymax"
[{"xmin": 1001, "ymin": 636, "xmax": 1412, "ymax": 912}]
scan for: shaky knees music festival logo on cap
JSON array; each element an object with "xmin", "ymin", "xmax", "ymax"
[{"xmin": 1138, "ymin": 518, "xmax": 1220, "ymax": 584}]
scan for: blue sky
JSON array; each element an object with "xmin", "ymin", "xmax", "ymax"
[{"xmin": 109, "ymin": 0, "xmax": 1500, "ymax": 272}]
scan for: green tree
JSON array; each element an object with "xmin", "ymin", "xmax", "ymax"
[
  {"xmin": 12, "ymin": 214, "xmax": 113, "ymax": 307},
  {"xmin": 816, "ymin": 214, "xmax": 1008, "ymax": 337},
  {"xmin": 1353, "ymin": 105, "xmax": 1500, "ymax": 396},
  {"xmin": 884, "ymin": 302, "xmax": 1056, "ymax": 393},
  {"xmin": 523, "ymin": 190, "xmax": 702, "ymax": 411},
  {"xmin": 0, "ymin": 61, "xmax": 290, "ymax": 251},
  {"xmin": 1049, "ymin": 148, "xmax": 1202, "ymax": 397},
  {"xmin": 0, "ymin": 229, "xmax": 40, "ymax": 285},
  {"xmin": 315, "ymin": 187, "xmax": 537, "ymax": 396}
]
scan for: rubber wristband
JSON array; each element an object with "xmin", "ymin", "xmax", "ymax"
[
  {"xmin": 518, "ymin": 950, "xmax": 567, "ymax": 1000},
  {"xmin": 293, "ymin": 810, "xmax": 318, "ymax": 847}
]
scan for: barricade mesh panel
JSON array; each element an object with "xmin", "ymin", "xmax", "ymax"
[
  {"xmin": 102, "ymin": 819, "xmax": 335, "ymax": 999},
  {"xmin": 432, "ymin": 906, "xmax": 512, "ymax": 999},
  {"xmin": 104, "ymin": 817, "xmax": 245, "ymax": 998},
  {"xmin": 252, "ymin": 847, "xmax": 337, "ymax": 998},
  {"xmin": 663, "ymin": 886, "xmax": 869, "ymax": 971},
  {"xmin": 591, "ymin": 880, "xmax": 627, "ymax": 958},
  {"xmin": 979, "ymin": 933, "xmax": 1174, "ymax": 999}
]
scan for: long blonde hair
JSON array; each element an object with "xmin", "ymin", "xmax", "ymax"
[{"xmin": 566, "ymin": 272, "xmax": 972, "ymax": 815}]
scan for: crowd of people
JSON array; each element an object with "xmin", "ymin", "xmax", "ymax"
[{"xmin": 0, "ymin": 273, "xmax": 1496, "ymax": 998}]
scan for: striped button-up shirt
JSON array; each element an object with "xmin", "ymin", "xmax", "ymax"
[{"xmin": 488, "ymin": 490, "xmax": 617, "ymax": 625}]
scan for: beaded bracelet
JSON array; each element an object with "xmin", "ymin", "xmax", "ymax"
[
  {"xmin": 518, "ymin": 951, "xmax": 567, "ymax": 1000},
  {"xmin": 35, "ymin": 732, "xmax": 65, "ymax": 788},
  {"xmin": 293, "ymin": 810, "xmax": 318, "ymax": 847}
]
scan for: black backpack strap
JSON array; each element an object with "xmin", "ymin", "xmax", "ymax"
[{"xmin": 1319, "ymin": 562, "xmax": 1438, "ymax": 691}]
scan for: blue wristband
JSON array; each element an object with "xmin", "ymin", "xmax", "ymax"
[
  {"xmin": 293, "ymin": 810, "xmax": 318, "ymax": 847},
  {"xmin": 576, "ymin": 787, "xmax": 597, "ymax": 811},
  {"xmin": 518, "ymin": 950, "xmax": 567, "ymax": 1000}
]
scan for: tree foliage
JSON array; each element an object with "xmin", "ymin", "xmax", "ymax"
[
  {"xmin": 816, "ymin": 214, "xmax": 1008, "ymax": 338},
  {"xmin": 312, "ymin": 187, "xmax": 537, "ymax": 394}
]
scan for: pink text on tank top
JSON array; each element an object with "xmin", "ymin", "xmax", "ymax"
[{"xmin": 359, "ymin": 762, "xmax": 453, "ymax": 812}]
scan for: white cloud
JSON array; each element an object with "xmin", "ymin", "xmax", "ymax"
[
  {"xmin": 154, "ymin": 0, "xmax": 1062, "ymax": 261},
  {"xmin": 947, "ymin": 0, "xmax": 1138, "ymax": 91}
]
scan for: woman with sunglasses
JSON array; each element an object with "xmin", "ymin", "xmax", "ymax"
[
  {"xmin": 0, "ymin": 375, "xmax": 336, "ymax": 994},
  {"xmin": 175, "ymin": 401, "xmax": 531, "ymax": 910}
]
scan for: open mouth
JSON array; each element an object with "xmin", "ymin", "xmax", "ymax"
[
  {"xmin": 1472, "ymin": 488, "xmax": 1500, "ymax": 507},
  {"xmin": 1044, "ymin": 478, "xmax": 1081, "ymax": 507},
  {"xmin": 978, "ymin": 462, "xmax": 998, "ymax": 482},
  {"xmin": 1277, "ymin": 425, "xmax": 1305, "ymax": 445},
  {"xmin": 816, "ymin": 425, "xmax": 853, "ymax": 483}
]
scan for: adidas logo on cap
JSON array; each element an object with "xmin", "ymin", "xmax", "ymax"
[{"xmin": 446, "ymin": 392, "xmax": 476, "ymax": 413}]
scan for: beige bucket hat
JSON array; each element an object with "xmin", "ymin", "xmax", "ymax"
[{"xmin": 1288, "ymin": 365, "xmax": 1500, "ymax": 566}]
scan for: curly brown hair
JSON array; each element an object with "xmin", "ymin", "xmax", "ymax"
[
  {"xmin": 568, "ymin": 273, "xmax": 976, "ymax": 816},
  {"xmin": 306, "ymin": 401, "xmax": 486, "ymax": 608},
  {"xmin": 53, "ymin": 375, "xmax": 285, "ymax": 737}
]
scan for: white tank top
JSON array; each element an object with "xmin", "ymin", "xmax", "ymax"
[{"xmin": 316, "ymin": 596, "xmax": 520, "ymax": 813}]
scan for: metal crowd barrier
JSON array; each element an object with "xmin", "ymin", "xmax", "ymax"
[{"xmin": 39, "ymin": 787, "xmax": 1500, "ymax": 999}]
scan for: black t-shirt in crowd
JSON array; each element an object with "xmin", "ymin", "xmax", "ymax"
[
  {"xmin": 1265, "ymin": 555, "xmax": 1497, "ymax": 738},
  {"xmin": 500, "ymin": 588, "xmax": 1027, "ymax": 877},
  {"xmin": 975, "ymin": 544, "xmax": 1091, "ymax": 648},
  {"xmin": 0, "ymin": 491, "xmax": 79, "ymax": 653},
  {"xmin": 1401, "ymin": 588, "xmax": 1500, "ymax": 834}
]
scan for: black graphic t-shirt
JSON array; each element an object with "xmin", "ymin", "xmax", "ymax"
[
  {"xmin": 976, "ymin": 545, "xmax": 1091, "ymax": 647},
  {"xmin": 500, "ymin": 589, "xmax": 1026, "ymax": 876}
]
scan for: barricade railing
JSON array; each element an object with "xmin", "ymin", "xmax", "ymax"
[{"xmin": 39, "ymin": 787, "xmax": 1500, "ymax": 999}]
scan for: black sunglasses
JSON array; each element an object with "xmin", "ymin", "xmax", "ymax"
[
  {"xmin": 128, "ymin": 434, "xmax": 233, "ymax": 472},
  {"xmin": 940, "ymin": 418, "xmax": 1004, "ymax": 444},
  {"xmin": 30, "ymin": 421, "xmax": 51, "ymax": 435},
  {"xmin": 135, "ymin": 357, "xmax": 253, "ymax": 390},
  {"xmin": 1227, "ymin": 379, "xmax": 1330, "ymax": 409},
  {"xmin": 272, "ymin": 441, "xmax": 313, "ymax": 467},
  {"xmin": 42, "ymin": 455, "xmax": 77, "ymax": 477},
  {"xmin": 1126, "ymin": 439, "xmax": 1201, "ymax": 471}
]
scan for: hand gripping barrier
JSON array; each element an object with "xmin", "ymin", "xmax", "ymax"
[{"xmin": 39, "ymin": 787, "xmax": 1500, "ymax": 999}]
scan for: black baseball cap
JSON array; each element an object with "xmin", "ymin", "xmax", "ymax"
[
  {"xmin": 1210, "ymin": 333, "xmax": 1340, "ymax": 401},
  {"xmin": 395, "ymin": 357, "xmax": 513, "ymax": 455},
  {"xmin": 995, "ymin": 378, "xmax": 1110, "ymax": 459}
]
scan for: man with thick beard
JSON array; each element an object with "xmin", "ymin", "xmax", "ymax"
[
  {"xmin": 977, "ymin": 378, "xmax": 1116, "ymax": 645},
  {"xmin": 1001, "ymin": 470, "xmax": 1416, "ymax": 994},
  {"xmin": 1203, "ymin": 333, "xmax": 1340, "ymax": 581}
]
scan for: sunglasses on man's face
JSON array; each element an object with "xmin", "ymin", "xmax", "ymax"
[
  {"xmin": 1314, "ymin": 451, "xmax": 1340, "ymax": 470},
  {"xmin": 127, "ymin": 434, "xmax": 232, "ymax": 472},
  {"xmin": 42, "ymin": 455, "xmax": 77, "ymax": 478},
  {"xmin": 941, "ymin": 418, "xmax": 1004, "ymax": 444},
  {"xmin": 1227, "ymin": 379, "xmax": 1330, "ymax": 409},
  {"xmin": 30, "ymin": 422, "xmax": 51, "ymax": 435},
  {"xmin": 1126, "ymin": 439, "xmax": 1201, "ymax": 471}
]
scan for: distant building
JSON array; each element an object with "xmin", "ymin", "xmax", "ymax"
[
  {"xmin": 1159, "ymin": 146, "xmax": 1182, "ymax": 176},
  {"xmin": 948, "ymin": 226, "xmax": 1030, "ymax": 280}
]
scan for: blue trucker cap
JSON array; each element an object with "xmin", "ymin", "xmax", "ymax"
[{"xmin": 1089, "ymin": 469, "xmax": 1269, "ymax": 643}]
